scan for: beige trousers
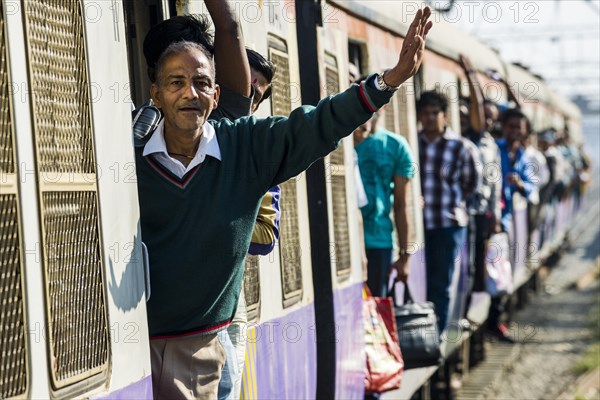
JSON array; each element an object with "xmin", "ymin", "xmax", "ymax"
[{"xmin": 150, "ymin": 333, "xmax": 226, "ymax": 399}]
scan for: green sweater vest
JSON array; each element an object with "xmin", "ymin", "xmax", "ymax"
[{"xmin": 136, "ymin": 76, "xmax": 393, "ymax": 337}]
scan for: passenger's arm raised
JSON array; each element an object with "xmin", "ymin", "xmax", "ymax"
[
  {"xmin": 229, "ymin": 8, "xmax": 433, "ymax": 190},
  {"xmin": 381, "ymin": 7, "xmax": 433, "ymax": 87},
  {"xmin": 204, "ymin": 0, "xmax": 251, "ymax": 97},
  {"xmin": 460, "ymin": 54, "xmax": 485, "ymax": 133}
]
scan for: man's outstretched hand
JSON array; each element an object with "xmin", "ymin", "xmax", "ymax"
[{"xmin": 383, "ymin": 7, "xmax": 433, "ymax": 87}]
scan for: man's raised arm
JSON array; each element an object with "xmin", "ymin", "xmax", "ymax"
[
  {"xmin": 381, "ymin": 8, "xmax": 433, "ymax": 87},
  {"xmin": 460, "ymin": 54, "xmax": 486, "ymax": 133},
  {"xmin": 204, "ymin": 0, "xmax": 251, "ymax": 97}
]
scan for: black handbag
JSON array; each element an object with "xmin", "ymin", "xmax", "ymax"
[{"xmin": 392, "ymin": 284, "xmax": 442, "ymax": 369}]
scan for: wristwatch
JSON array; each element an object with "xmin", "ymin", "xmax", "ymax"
[{"xmin": 376, "ymin": 70, "xmax": 400, "ymax": 92}]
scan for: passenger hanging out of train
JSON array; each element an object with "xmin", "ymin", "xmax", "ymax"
[
  {"xmin": 497, "ymin": 109, "xmax": 539, "ymax": 232},
  {"xmin": 483, "ymin": 69, "xmax": 518, "ymax": 140},
  {"xmin": 537, "ymin": 128, "xmax": 562, "ymax": 247},
  {"xmin": 353, "ymin": 88, "xmax": 416, "ymax": 297},
  {"xmin": 132, "ymin": 2, "xmax": 282, "ymax": 398},
  {"xmin": 488, "ymin": 108, "xmax": 538, "ymax": 342},
  {"xmin": 555, "ymin": 128, "xmax": 583, "ymax": 202},
  {"xmin": 133, "ymin": 7, "xmax": 432, "ymax": 399},
  {"xmin": 522, "ymin": 122, "xmax": 551, "ymax": 237},
  {"xmin": 458, "ymin": 55, "xmax": 503, "ymax": 299},
  {"xmin": 416, "ymin": 90, "xmax": 481, "ymax": 334}
]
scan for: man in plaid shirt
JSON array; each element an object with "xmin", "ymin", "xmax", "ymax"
[{"xmin": 417, "ymin": 90, "xmax": 480, "ymax": 333}]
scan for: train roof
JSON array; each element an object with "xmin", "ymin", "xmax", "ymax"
[
  {"xmin": 328, "ymin": 1, "xmax": 505, "ymax": 73},
  {"xmin": 505, "ymin": 62, "xmax": 582, "ymax": 119}
]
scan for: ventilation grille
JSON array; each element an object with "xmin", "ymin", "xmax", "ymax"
[
  {"xmin": 41, "ymin": 191, "xmax": 108, "ymax": 385},
  {"xmin": 25, "ymin": 1, "xmax": 95, "ymax": 174},
  {"xmin": 23, "ymin": 0, "xmax": 109, "ymax": 390},
  {"xmin": 269, "ymin": 46, "xmax": 303, "ymax": 306},
  {"xmin": 0, "ymin": 3, "xmax": 14, "ymax": 174},
  {"xmin": 1, "ymin": 2, "xmax": 28, "ymax": 398},
  {"xmin": 243, "ymin": 255, "xmax": 260, "ymax": 322},
  {"xmin": 0, "ymin": 195, "xmax": 28, "ymax": 399},
  {"xmin": 331, "ymin": 175, "xmax": 351, "ymax": 276},
  {"xmin": 270, "ymin": 51, "xmax": 292, "ymax": 117},
  {"xmin": 278, "ymin": 179, "xmax": 302, "ymax": 301},
  {"xmin": 324, "ymin": 62, "xmax": 351, "ymax": 279},
  {"xmin": 325, "ymin": 65, "xmax": 344, "ymax": 166}
]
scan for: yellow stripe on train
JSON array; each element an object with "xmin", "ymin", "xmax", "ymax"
[{"xmin": 241, "ymin": 327, "xmax": 258, "ymax": 399}]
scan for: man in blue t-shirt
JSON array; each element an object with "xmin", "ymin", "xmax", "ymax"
[{"xmin": 354, "ymin": 110, "xmax": 416, "ymax": 297}]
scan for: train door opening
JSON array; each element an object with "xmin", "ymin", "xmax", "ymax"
[{"xmin": 122, "ymin": 0, "xmax": 166, "ymax": 106}]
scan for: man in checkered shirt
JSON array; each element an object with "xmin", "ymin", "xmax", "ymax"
[{"xmin": 417, "ymin": 90, "xmax": 481, "ymax": 333}]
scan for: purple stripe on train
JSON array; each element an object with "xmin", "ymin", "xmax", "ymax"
[
  {"xmin": 253, "ymin": 305, "xmax": 317, "ymax": 399},
  {"xmin": 334, "ymin": 282, "xmax": 365, "ymax": 400},
  {"xmin": 93, "ymin": 375, "xmax": 152, "ymax": 400}
]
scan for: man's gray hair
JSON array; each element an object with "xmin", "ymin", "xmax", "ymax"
[{"xmin": 155, "ymin": 41, "xmax": 216, "ymax": 85}]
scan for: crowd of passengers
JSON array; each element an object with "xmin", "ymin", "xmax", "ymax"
[
  {"xmin": 358, "ymin": 52, "xmax": 590, "ymax": 400},
  {"xmin": 356, "ymin": 52, "xmax": 592, "ymax": 353}
]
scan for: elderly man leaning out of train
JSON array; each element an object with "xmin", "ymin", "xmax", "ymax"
[
  {"xmin": 132, "ymin": 4, "xmax": 281, "ymax": 398},
  {"xmin": 132, "ymin": 7, "xmax": 433, "ymax": 400}
]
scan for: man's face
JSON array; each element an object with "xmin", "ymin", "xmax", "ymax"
[
  {"xmin": 250, "ymin": 68, "xmax": 270, "ymax": 114},
  {"xmin": 418, "ymin": 105, "xmax": 446, "ymax": 136},
  {"xmin": 150, "ymin": 48, "xmax": 220, "ymax": 138},
  {"xmin": 502, "ymin": 117, "xmax": 527, "ymax": 144}
]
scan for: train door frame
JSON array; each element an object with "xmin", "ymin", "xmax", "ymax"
[{"xmin": 123, "ymin": 0, "xmax": 167, "ymax": 107}]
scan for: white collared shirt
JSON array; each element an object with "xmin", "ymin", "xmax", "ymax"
[{"xmin": 143, "ymin": 120, "xmax": 221, "ymax": 179}]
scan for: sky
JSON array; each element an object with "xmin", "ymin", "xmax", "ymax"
[{"xmin": 445, "ymin": 0, "xmax": 600, "ymax": 111}]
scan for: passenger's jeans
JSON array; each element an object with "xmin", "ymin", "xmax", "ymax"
[
  {"xmin": 424, "ymin": 226, "xmax": 467, "ymax": 333},
  {"xmin": 217, "ymin": 329, "xmax": 238, "ymax": 400},
  {"xmin": 365, "ymin": 248, "xmax": 393, "ymax": 297}
]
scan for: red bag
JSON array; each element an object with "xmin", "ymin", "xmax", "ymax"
[{"xmin": 363, "ymin": 285, "xmax": 404, "ymax": 394}]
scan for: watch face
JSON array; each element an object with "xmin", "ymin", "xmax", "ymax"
[{"xmin": 378, "ymin": 74, "xmax": 389, "ymax": 90}]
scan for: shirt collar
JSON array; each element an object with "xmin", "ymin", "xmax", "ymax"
[{"xmin": 143, "ymin": 120, "xmax": 221, "ymax": 162}]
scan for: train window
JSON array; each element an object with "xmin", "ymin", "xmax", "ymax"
[
  {"xmin": 268, "ymin": 38, "xmax": 303, "ymax": 308},
  {"xmin": 324, "ymin": 53, "xmax": 351, "ymax": 282},
  {"xmin": 0, "ymin": 3, "xmax": 29, "ymax": 397},
  {"xmin": 348, "ymin": 40, "xmax": 368, "ymax": 78},
  {"xmin": 243, "ymin": 255, "xmax": 261, "ymax": 323},
  {"xmin": 22, "ymin": 0, "xmax": 110, "ymax": 391}
]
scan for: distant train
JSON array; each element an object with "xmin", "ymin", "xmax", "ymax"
[{"xmin": 0, "ymin": 1, "xmax": 583, "ymax": 399}]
